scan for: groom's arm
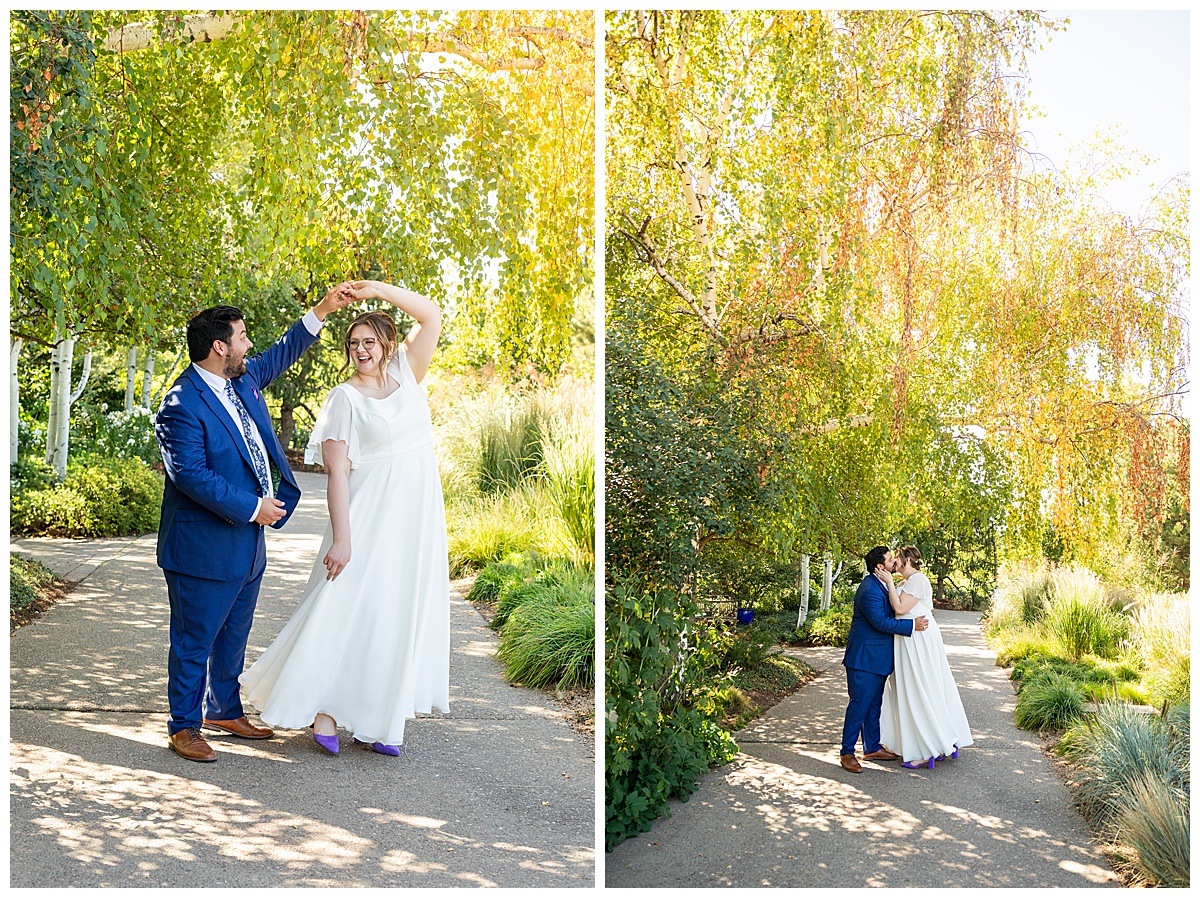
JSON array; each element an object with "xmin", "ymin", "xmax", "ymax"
[
  {"xmin": 243, "ymin": 285, "xmax": 356, "ymax": 389},
  {"xmin": 242, "ymin": 315, "xmax": 322, "ymax": 391}
]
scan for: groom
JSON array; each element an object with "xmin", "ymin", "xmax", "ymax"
[
  {"xmin": 839, "ymin": 545, "xmax": 928, "ymax": 773},
  {"xmin": 154, "ymin": 286, "xmax": 354, "ymax": 762}
]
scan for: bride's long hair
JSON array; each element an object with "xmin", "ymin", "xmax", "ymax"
[{"xmin": 340, "ymin": 310, "xmax": 398, "ymax": 387}]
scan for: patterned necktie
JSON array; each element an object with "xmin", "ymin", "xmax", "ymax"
[{"xmin": 225, "ymin": 380, "xmax": 272, "ymax": 498}]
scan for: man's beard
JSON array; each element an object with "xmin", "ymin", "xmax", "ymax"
[{"xmin": 223, "ymin": 356, "xmax": 247, "ymax": 379}]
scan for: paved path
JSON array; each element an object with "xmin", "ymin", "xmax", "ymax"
[
  {"xmin": 607, "ymin": 612, "xmax": 1118, "ymax": 888},
  {"xmin": 10, "ymin": 472, "xmax": 594, "ymax": 888}
]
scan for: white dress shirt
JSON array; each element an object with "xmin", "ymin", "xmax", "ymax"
[{"xmin": 192, "ymin": 310, "xmax": 323, "ymax": 522}]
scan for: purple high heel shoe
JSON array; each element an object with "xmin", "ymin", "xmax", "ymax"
[
  {"xmin": 311, "ymin": 717, "xmax": 339, "ymax": 754},
  {"xmin": 902, "ymin": 757, "xmax": 935, "ymax": 770},
  {"xmin": 354, "ymin": 738, "xmax": 400, "ymax": 756}
]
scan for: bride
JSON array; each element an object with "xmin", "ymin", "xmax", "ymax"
[
  {"xmin": 878, "ymin": 546, "xmax": 973, "ymax": 769},
  {"xmin": 240, "ymin": 279, "xmax": 450, "ymax": 756}
]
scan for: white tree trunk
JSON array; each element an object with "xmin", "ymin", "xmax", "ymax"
[
  {"xmin": 69, "ymin": 350, "xmax": 92, "ymax": 404},
  {"xmin": 125, "ymin": 346, "xmax": 138, "ymax": 412},
  {"xmin": 48, "ymin": 337, "xmax": 76, "ymax": 479},
  {"xmin": 141, "ymin": 351, "xmax": 156, "ymax": 409},
  {"xmin": 820, "ymin": 555, "xmax": 834, "ymax": 612},
  {"xmin": 45, "ymin": 340, "xmax": 63, "ymax": 467},
  {"xmin": 10, "ymin": 338, "xmax": 23, "ymax": 464},
  {"xmin": 795, "ymin": 553, "xmax": 811, "ymax": 628}
]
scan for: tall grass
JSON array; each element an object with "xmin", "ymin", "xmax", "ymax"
[
  {"xmin": 544, "ymin": 432, "xmax": 595, "ymax": 564},
  {"xmin": 1130, "ymin": 592, "xmax": 1190, "ymax": 704},
  {"xmin": 478, "ymin": 400, "xmax": 548, "ymax": 493},
  {"xmin": 446, "ymin": 486, "xmax": 546, "ymax": 576},
  {"xmin": 989, "ymin": 560, "xmax": 1055, "ymax": 630},
  {"xmin": 498, "ymin": 592, "xmax": 595, "ymax": 690},
  {"xmin": 1042, "ymin": 566, "xmax": 1127, "ymax": 661},
  {"xmin": 1013, "ymin": 672, "xmax": 1086, "ymax": 731},
  {"xmin": 1117, "ymin": 772, "xmax": 1190, "ymax": 887}
]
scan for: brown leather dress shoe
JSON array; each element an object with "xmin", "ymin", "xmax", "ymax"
[
  {"xmin": 169, "ymin": 727, "xmax": 217, "ymax": 762},
  {"xmin": 203, "ymin": 716, "xmax": 274, "ymax": 739},
  {"xmin": 840, "ymin": 753, "xmax": 863, "ymax": 773},
  {"xmin": 863, "ymin": 748, "xmax": 899, "ymax": 761}
]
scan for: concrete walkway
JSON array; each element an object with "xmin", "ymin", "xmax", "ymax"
[
  {"xmin": 607, "ymin": 612, "xmax": 1118, "ymax": 888},
  {"xmin": 10, "ymin": 472, "xmax": 594, "ymax": 888}
]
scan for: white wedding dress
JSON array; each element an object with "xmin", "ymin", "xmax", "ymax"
[
  {"xmin": 879, "ymin": 571, "xmax": 973, "ymax": 763},
  {"xmin": 240, "ymin": 347, "xmax": 450, "ymax": 745}
]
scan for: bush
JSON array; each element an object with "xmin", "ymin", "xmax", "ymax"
[
  {"xmin": 498, "ymin": 592, "xmax": 595, "ymax": 690},
  {"xmin": 12, "ymin": 454, "xmax": 163, "ymax": 537},
  {"xmin": 801, "ymin": 604, "xmax": 853, "ymax": 647},
  {"xmin": 1013, "ymin": 671, "xmax": 1086, "ymax": 731},
  {"xmin": 446, "ymin": 488, "xmax": 546, "ymax": 576},
  {"xmin": 466, "ymin": 559, "xmax": 532, "ymax": 604},
  {"xmin": 73, "ymin": 403, "xmax": 160, "ymax": 466},
  {"xmin": 10, "ymin": 554, "xmax": 58, "ymax": 612},
  {"xmin": 993, "ymin": 629, "xmax": 1057, "ymax": 667}
]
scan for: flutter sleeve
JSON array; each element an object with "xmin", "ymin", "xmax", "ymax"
[
  {"xmin": 304, "ymin": 385, "xmax": 358, "ymax": 468},
  {"xmin": 388, "ymin": 345, "xmax": 422, "ymax": 392}
]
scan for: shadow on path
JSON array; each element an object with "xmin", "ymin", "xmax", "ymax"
[
  {"xmin": 606, "ymin": 612, "xmax": 1116, "ymax": 888},
  {"xmin": 11, "ymin": 472, "xmax": 594, "ymax": 888}
]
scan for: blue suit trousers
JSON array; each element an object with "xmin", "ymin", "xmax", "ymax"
[
  {"xmin": 841, "ymin": 666, "xmax": 889, "ymax": 756},
  {"xmin": 164, "ymin": 536, "xmax": 267, "ymax": 734}
]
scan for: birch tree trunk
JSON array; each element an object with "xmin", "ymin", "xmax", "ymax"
[
  {"xmin": 795, "ymin": 553, "xmax": 811, "ymax": 628},
  {"xmin": 141, "ymin": 351, "xmax": 156, "ymax": 409},
  {"xmin": 48, "ymin": 337, "xmax": 76, "ymax": 479},
  {"xmin": 45, "ymin": 339, "xmax": 64, "ymax": 469},
  {"xmin": 125, "ymin": 346, "xmax": 139, "ymax": 412},
  {"xmin": 820, "ymin": 555, "xmax": 834, "ymax": 612},
  {"xmin": 10, "ymin": 338, "xmax": 23, "ymax": 463}
]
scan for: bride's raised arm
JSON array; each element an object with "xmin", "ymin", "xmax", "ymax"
[
  {"xmin": 347, "ymin": 280, "xmax": 442, "ymax": 383},
  {"xmin": 879, "ymin": 570, "xmax": 921, "ymax": 616}
]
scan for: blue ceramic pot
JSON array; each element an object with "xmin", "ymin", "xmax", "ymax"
[{"xmin": 736, "ymin": 608, "xmax": 755, "ymax": 625}]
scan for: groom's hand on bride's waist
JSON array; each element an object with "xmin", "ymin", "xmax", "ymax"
[
  {"xmin": 252, "ymin": 497, "xmax": 287, "ymax": 526},
  {"xmin": 913, "ymin": 615, "xmax": 929, "ymax": 631}
]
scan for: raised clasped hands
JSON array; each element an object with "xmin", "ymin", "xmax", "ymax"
[{"xmin": 314, "ymin": 280, "xmax": 359, "ymax": 320}]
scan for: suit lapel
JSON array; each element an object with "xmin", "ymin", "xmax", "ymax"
[
  {"xmin": 228, "ymin": 375, "xmax": 291, "ymax": 489},
  {"xmin": 187, "ymin": 367, "xmax": 259, "ymax": 478}
]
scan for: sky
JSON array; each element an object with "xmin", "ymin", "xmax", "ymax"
[{"xmin": 1018, "ymin": 10, "xmax": 1190, "ymax": 220}]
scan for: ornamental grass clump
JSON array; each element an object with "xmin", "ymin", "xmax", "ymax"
[
  {"xmin": 544, "ymin": 431, "xmax": 595, "ymax": 564},
  {"xmin": 1043, "ymin": 566, "xmax": 1127, "ymax": 661},
  {"xmin": 1013, "ymin": 671, "xmax": 1086, "ymax": 731},
  {"xmin": 1130, "ymin": 592, "xmax": 1190, "ymax": 704},
  {"xmin": 1116, "ymin": 771, "xmax": 1190, "ymax": 887},
  {"xmin": 498, "ymin": 588, "xmax": 595, "ymax": 690},
  {"xmin": 989, "ymin": 560, "xmax": 1055, "ymax": 630},
  {"xmin": 477, "ymin": 399, "xmax": 547, "ymax": 494}
]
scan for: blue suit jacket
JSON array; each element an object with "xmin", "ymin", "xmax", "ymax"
[
  {"xmin": 842, "ymin": 573, "xmax": 915, "ymax": 676},
  {"xmin": 154, "ymin": 318, "xmax": 320, "ymax": 580}
]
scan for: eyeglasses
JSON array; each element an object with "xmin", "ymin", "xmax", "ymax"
[{"xmin": 348, "ymin": 338, "xmax": 378, "ymax": 351}]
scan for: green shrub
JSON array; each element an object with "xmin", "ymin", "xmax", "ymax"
[
  {"xmin": 696, "ymin": 718, "xmax": 739, "ymax": 766},
  {"xmin": 12, "ymin": 454, "xmax": 162, "ymax": 537},
  {"xmin": 478, "ymin": 400, "xmax": 547, "ymax": 493},
  {"xmin": 10, "ymin": 457, "xmax": 56, "ymax": 493},
  {"xmin": 1117, "ymin": 772, "xmax": 1190, "ymax": 887},
  {"xmin": 10, "ymin": 554, "xmax": 58, "ymax": 612},
  {"xmin": 544, "ymin": 432, "xmax": 595, "ymax": 564},
  {"xmin": 711, "ymin": 685, "xmax": 758, "ymax": 730},
  {"xmin": 466, "ymin": 559, "xmax": 530, "ymax": 604},
  {"xmin": 498, "ymin": 592, "xmax": 595, "ymax": 690},
  {"xmin": 801, "ymin": 604, "xmax": 853, "ymax": 647},
  {"xmin": 720, "ymin": 623, "xmax": 779, "ymax": 670},
  {"xmin": 1014, "ymin": 671, "xmax": 1086, "ymax": 731}
]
